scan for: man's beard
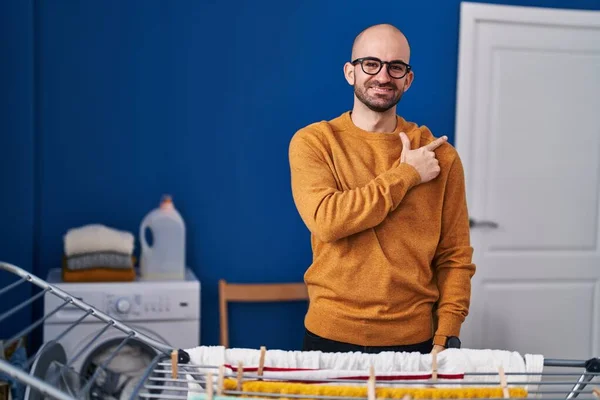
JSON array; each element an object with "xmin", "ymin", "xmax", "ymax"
[{"xmin": 355, "ymin": 81, "xmax": 404, "ymax": 112}]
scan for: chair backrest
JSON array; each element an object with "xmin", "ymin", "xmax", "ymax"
[{"xmin": 218, "ymin": 279, "xmax": 309, "ymax": 348}]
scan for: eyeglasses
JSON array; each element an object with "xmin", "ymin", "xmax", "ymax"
[{"xmin": 351, "ymin": 57, "xmax": 412, "ymax": 79}]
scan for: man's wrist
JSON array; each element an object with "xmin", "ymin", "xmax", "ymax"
[
  {"xmin": 433, "ymin": 335, "xmax": 461, "ymax": 348},
  {"xmin": 433, "ymin": 335, "xmax": 447, "ymax": 347}
]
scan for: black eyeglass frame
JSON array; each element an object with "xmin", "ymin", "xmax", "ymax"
[{"xmin": 351, "ymin": 57, "xmax": 412, "ymax": 79}]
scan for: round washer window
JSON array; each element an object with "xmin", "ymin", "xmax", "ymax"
[{"xmin": 79, "ymin": 338, "xmax": 162, "ymax": 400}]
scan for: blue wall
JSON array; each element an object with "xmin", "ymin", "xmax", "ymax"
[
  {"xmin": 0, "ymin": 0, "xmax": 35, "ymax": 342},
  {"xmin": 2, "ymin": 0, "xmax": 600, "ymax": 351}
]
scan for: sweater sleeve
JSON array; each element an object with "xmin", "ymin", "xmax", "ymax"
[
  {"xmin": 289, "ymin": 130, "xmax": 421, "ymax": 243},
  {"xmin": 432, "ymin": 154, "xmax": 476, "ymax": 341}
]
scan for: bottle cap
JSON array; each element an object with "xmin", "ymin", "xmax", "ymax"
[{"xmin": 160, "ymin": 195, "xmax": 174, "ymax": 209}]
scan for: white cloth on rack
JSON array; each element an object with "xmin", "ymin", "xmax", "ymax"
[
  {"xmin": 63, "ymin": 224, "xmax": 135, "ymax": 256},
  {"xmin": 183, "ymin": 346, "xmax": 544, "ymax": 394}
]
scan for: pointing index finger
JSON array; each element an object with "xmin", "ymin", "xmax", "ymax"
[{"xmin": 424, "ymin": 136, "xmax": 448, "ymax": 151}]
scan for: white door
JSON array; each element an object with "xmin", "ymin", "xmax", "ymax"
[{"xmin": 454, "ymin": 2, "xmax": 600, "ymax": 361}]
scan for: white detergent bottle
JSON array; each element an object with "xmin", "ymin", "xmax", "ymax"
[{"xmin": 139, "ymin": 195, "xmax": 186, "ymax": 280}]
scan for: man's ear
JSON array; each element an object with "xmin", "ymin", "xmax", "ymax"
[
  {"xmin": 403, "ymin": 70, "xmax": 415, "ymax": 92},
  {"xmin": 343, "ymin": 62, "xmax": 355, "ymax": 85}
]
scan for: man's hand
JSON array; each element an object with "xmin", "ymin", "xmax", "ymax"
[
  {"xmin": 432, "ymin": 345, "xmax": 445, "ymax": 353},
  {"xmin": 399, "ymin": 132, "xmax": 448, "ymax": 183}
]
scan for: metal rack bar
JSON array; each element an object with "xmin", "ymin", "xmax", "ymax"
[
  {"xmin": 0, "ymin": 358, "xmax": 74, "ymax": 400},
  {"xmin": 132, "ymin": 362, "xmax": 600, "ymax": 383},
  {"xmin": 566, "ymin": 373, "xmax": 597, "ymax": 400},
  {"xmin": 67, "ymin": 321, "xmax": 114, "ymax": 368},
  {"xmin": 78, "ymin": 332, "xmax": 135, "ymax": 395},
  {"xmin": 0, "ymin": 276, "xmax": 27, "ymax": 296},
  {"xmin": 24, "ymin": 309, "xmax": 93, "ymax": 369},
  {"xmin": 546, "ymin": 360, "xmax": 591, "ymax": 369},
  {"xmin": 131, "ymin": 353, "xmax": 166, "ymax": 397},
  {"xmin": 4, "ymin": 299, "xmax": 69, "ymax": 350},
  {"xmin": 0, "ymin": 287, "xmax": 48, "ymax": 325}
]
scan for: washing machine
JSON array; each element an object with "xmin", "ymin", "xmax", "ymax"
[{"xmin": 41, "ymin": 268, "xmax": 200, "ymax": 399}]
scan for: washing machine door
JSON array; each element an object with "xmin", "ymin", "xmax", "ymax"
[{"xmin": 76, "ymin": 326, "xmax": 169, "ymax": 400}]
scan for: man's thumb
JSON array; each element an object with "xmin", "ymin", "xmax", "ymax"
[
  {"xmin": 399, "ymin": 132, "xmax": 411, "ymax": 163},
  {"xmin": 399, "ymin": 132, "xmax": 411, "ymax": 154}
]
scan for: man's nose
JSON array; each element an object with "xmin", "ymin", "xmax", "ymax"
[{"xmin": 375, "ymin": 64, "xmax": 392, "ymax": 82}]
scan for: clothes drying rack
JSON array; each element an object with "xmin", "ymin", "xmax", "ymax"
[{"xmin": 0, "ymin": 261, "xmax": 599, "ymax": 400}]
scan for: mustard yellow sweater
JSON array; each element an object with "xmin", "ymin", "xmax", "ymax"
[{"xmin": 288, "ymin": 111, "xmax": 475, "ymax": 347}]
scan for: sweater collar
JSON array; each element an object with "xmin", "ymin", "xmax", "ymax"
[{"xmin": 340, "ymin": 111, "xmax": 404, "ymax": 141}]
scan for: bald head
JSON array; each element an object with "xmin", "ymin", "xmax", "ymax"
[
  {"xmin": 351, "ymin": 24, "xmax": 410, "ymax": 63},
  {"xmin": 343, "ymin": 23, "xmax": 414, "ymax": 114}
]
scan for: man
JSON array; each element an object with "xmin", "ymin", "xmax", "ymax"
[{"xmin": 288, "ymin": 23, "xmax": 475, "ymax": 354}]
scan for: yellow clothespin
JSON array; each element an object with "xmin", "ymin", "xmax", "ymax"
[
  {"xmin": 431, "ymin": 348, "xmax": 438, "ymax": 382},
  {"xmin": 217, "ymin": 364, "xmax": 225, "ymax": 396},
  {"xmin": 498, "ymin": 367, "xmax": 509, "ymax": 399},
  {"xmin": 171, "ymin": 349, "xmax": 178, "ymax": 379},
  {"xmin": 367, "ymin": 365, "xmax": 376, "ymax": 400},
  {"xmin": 206, "ymin": 371, "xmax": 214, "ymax": 400},
  {"xmin": 236, "ymin": 361, "xmax": 244, "ymax": 392},
  {"xmin": 258, "ymin": 346, "xmax": 266, "ymax": 378}
]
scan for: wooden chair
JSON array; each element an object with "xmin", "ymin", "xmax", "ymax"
[{"xmin": 218, "ymin": 279, "xmax": 309, "ymax": 348}]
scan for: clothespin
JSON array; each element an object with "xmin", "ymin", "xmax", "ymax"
[
  {"xmin": 367, "ymin": 365, "xmax": 376, "ymax": 400},
  {"xmin": 498, "ymin": 367, "xmax": 509, "ymax": 399},
  {"xmin": 206, "ymin": 371, "xmax": 214, "ymax": 400},
  {"xmin": 258, "ymin": 346, "xmax": 266, "ymax": 378},
  {"xmin": 236, "ymin": 361, "xmax": 244, "ymax": 392},
  {"xmin": 592, "ymin": 387, "xmax": 600, "ymax": 398},
  {"xmin": 431, "ymin": 348, "xmax": 438, "ymax": 382},
  {"xmin": 171, "ymin": 349, "xmax": 178, "ymax": 379},
  {"xmin": 217, "ymin": 365, "xmax": 225, "ymax": 396}
]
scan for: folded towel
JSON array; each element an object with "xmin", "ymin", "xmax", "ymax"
[
  {"xmin": 64, "ymin": 224, "xmax": 134, "ymax": 257},
  {"xmin": 184, "ymin": 382, "xmax": 529, "ymax": 400},
  {"xmin": 64, "ymin": 252, "xmax": 133, "ymax": 270},
  {"xmin": 182, "ymin": 346, "xmax": 544, "ymax": 396},
  {"xmin": 221, "ymin": 379, "xmax": 529, "ymax": 399},
  {"xmin": 62, "ymin": 266, "xmax": 136, "ymax": 282}
]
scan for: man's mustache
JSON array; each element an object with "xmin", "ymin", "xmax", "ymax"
[{"xmin": 368, "ymin": 82, "xmax": 395, "ymax": 89}]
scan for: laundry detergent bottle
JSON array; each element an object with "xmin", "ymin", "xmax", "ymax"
[{"xmin": 139, "ymin": 195, "xmax": 186, "ymax": 280}]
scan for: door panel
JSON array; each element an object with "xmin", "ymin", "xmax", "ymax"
[{"xmin": 454, "ymin": 2, "xmax": 600, "ymax": 361}]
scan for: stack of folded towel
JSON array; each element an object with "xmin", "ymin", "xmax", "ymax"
[{"xmin": 62, "ymin": 224, "xmax": 136, "ymax": 282}]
